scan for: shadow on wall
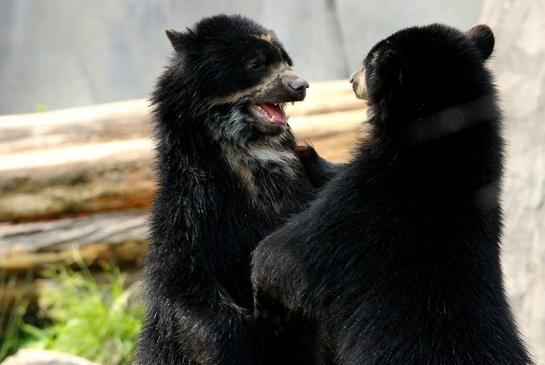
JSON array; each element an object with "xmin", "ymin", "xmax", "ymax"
[{"xmin": 0, "ymin": 0, "xmax": 481, "ymax": 114}]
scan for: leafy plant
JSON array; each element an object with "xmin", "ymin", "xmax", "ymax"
[
  {"xmin": 0, "ymin": 271, "xmax": 34, "ymax": 361},
  {"xmin": 0, "ymin": 304, "xmax": 27, "ymax": 360},
  {"xmin": 23, "ymin": 262, "xmax": 144, "ymax": 365}
]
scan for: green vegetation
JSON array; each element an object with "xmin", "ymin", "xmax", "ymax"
[
  {"xmin": 0, "ymin": 263, "xmax": 144, "ymax": 365},
  {"xmin": 0, "ymin": 271, "xmax": 34, "ymax": 361},
  {"xmin": 0, "ymin": 304, "xmax": 28, "ymax": 361},
  {"xmin": 0, "ymin": 288, "xmax": 31, "ymax": 360}
]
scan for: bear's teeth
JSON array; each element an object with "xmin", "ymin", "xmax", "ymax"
[{"xmin": 256, "ymin": 104, "xmax": 272, "ymax": 119}]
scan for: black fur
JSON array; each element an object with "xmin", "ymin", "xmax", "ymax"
[
  {"xmin": 252, "ymin": 24, "xmax": 533, "ymax": 365},
  {"xmin": 295, "ymin": 145, "xmax": 347, "ymax": 189},
  {"xmin": 135, "ymin": 15, "xmax": 329, "ymax": 365}
]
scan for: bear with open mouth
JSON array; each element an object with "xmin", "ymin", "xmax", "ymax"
[
  {"xmin": 252, "ymin": 24, "xmax": 532, "ymax": 364},
  {"xmin": 135, "ymin": 14, "xmax": 338, "ymax": 365}
]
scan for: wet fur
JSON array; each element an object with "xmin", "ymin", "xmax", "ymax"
[{"xmin": 252, "ymin": 24, "xmax": 532, "ymax": 365}]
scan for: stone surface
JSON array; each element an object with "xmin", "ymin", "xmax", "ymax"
[
  {"xmin": 481, "ymin": 0, "xmax": 545, "ymax": 363},
  {"xmin": 335, "ymin": 0, "xmax": 481, "ymax": 70},
  {"xmin": 0, "ymin": 0, "xmax": 481, "ymax": 114},
  {"xmin": 1, "ymin": 349, "xmax": 99, "ymax": 365}
]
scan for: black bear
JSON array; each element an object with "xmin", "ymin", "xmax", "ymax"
[
  {"xmin": 252, "ymin": 24, "xmax": 533, "ymax": 365},
  {"xmin": 136, "ymin": 15, "xmax": 331, "ymax": 365}
]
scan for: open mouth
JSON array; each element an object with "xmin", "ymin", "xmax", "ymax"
[{"xmin": 248, "ymin": 102, "xmax": 288, "ymax": 127}]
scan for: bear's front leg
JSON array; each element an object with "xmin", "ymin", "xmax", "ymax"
[
  {"xmin": 252, "ymin": 235, "xmax": 325, "ymax": 365},
  {"xmin": 253, "ymin": 284, "xmax": 322, "ymax": 365},
  {"xmin": 294, "ymin": 144, "xmax": 346, "ymax": 189}
]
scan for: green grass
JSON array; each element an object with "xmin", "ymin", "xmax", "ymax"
[
  {"xmin": 1, "ymin": 262, "xmax": 144, "ymax": 365},
  {"xmin": 0, "ymin": 303, "xmax": 29, "ymax": 360},
  {"xmin": 0, "ymin": 271, "xmax": 34, "ymax": 361}
]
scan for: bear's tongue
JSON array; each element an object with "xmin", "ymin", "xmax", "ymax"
[{"xmin": 258, "ymin": 103, "xmax": 287, "ymax": 124}]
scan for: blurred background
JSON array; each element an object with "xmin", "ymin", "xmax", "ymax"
[
  {"xmin": 1, "ymin": 0, "xmax": 544, "ymax": 364},
  {"xmin": 0, "ymin": 0, "xmax": 483, "ymax": 114}
]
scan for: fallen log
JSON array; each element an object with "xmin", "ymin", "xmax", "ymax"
[
  {"xmin": 0, "ymin": 81, "xmax": 365, "ymax": 309},
  {"xmin": 0, "ymin": 211, "xmax": 149, "ymax": 272},
  {"xmin": 0, "ymin": 80, "xmax": 365, "ymax": 269},
  {"xmin": 0, "ymin": 110, "xmax": 365, "ymax": 222},
  {"xmin": 0, "ymin": 80, "xmax": 362, "ymax": 153}
]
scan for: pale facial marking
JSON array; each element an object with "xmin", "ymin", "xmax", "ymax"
[
  {"xmin": 221, "ymin": 141, "xmax": 298, "ymax": 204},
  {"xmin": 351, "ymin": 64, "xmax": 368, "ymax": 100},
  {"xmin": 253, "ymin": 64, "xmax": 296, "ymax": 100},
  {"xmin": 209, "ymin": 62, "xmax": 292, "ymax": 106},
  {"xmin": 246, "ymin": 145, "xmax": 296, "ymax": 164},
  {"xmin": 254, "ymin": 33, "xmax": 274, "ymax": 43}
]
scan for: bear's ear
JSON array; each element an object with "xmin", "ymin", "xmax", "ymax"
[
  {"xmin": 165, "ymin": 29, "xmax": 190, "ymax": 53},
  {"xmin": 466, "ymin": 24, "xmax": 494, "ymax": 60}
]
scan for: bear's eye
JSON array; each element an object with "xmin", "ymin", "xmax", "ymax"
[
  {"xmin": 248, "ymin": 54, "xmax": 267, "ymax": 71},
  {"xmin": 248, "ymin": 61, "xmax": 264, "ymax": 71}
]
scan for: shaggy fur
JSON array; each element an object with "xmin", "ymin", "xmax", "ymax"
[
  {"xmin": 135, "ymin": 15, "xmax": 330, "ymax": 365},
  {"xmin": 252, "ymin": 24, "xmax": 533, "ymax": 365}
]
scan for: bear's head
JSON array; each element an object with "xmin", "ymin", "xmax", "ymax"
[
  {"xmin": 351, "ymin": 24, "xmax": 496, "ymax": 124},
  {"xmin": 160, "ymin": 15, "xmax": 308, "ymax": 139}
]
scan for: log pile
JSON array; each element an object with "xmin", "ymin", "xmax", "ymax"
[{"xmin": 0, "ymin": 80, "xmax": 365, "ymax": 275}]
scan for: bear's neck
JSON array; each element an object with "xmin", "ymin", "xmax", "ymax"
[
  {"xmin": 356, "ymin": 97, "xmax": 503, "ymax": 198},
  {"xmin": 154, "ymin": 101, "xmax": 301, "ymax": 204}
]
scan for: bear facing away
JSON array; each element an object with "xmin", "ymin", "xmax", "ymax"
[
  {"xmin": 135, "ymin": 15, "xmax": 329, "ymax": 365},
  {"xmin": 252, "ymin": 24, "xmax": 533, "ymax": 365}
]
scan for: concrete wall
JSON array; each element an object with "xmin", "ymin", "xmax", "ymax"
[
  {"xmin": 0, "ymin": 0, "xmax": 481, "ymax": 114},
  {"xmin": 481, "ymin": 1, "xmax": 545, "ymax": 362}
]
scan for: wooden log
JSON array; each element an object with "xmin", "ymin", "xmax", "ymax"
[
  {"xmin": 0, "ymin": 80, "xmax": 365, "ymax": 307},
  {"xmin": 0, "ymin": 109, "xmax": 365, "ymax": 222},
  {"xmin": 0, "ymin": 80, "xmax": 362, "ymax": 153},
  {"xmin": 0, "ymin": 141, "xmax": 154, "ymax": 222},
  {"xmin": 0, "ymin": 79, "xmax": 365, "ymax": 222},
  {"xmin": 0, "ymin": 211, "xmax": 149, "ymax": 272},
  {"xmin": 0, "ymin": 100, "xmax": 151, "ymax": 154}
]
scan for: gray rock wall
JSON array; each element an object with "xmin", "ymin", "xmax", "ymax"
[
  {"xmin": 481, "ymin": 1, "xmax": 545, "ymax": 363},
  {"xmin": 0, "ymin": 0, "xmax": 481, "ymax": 114}
]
